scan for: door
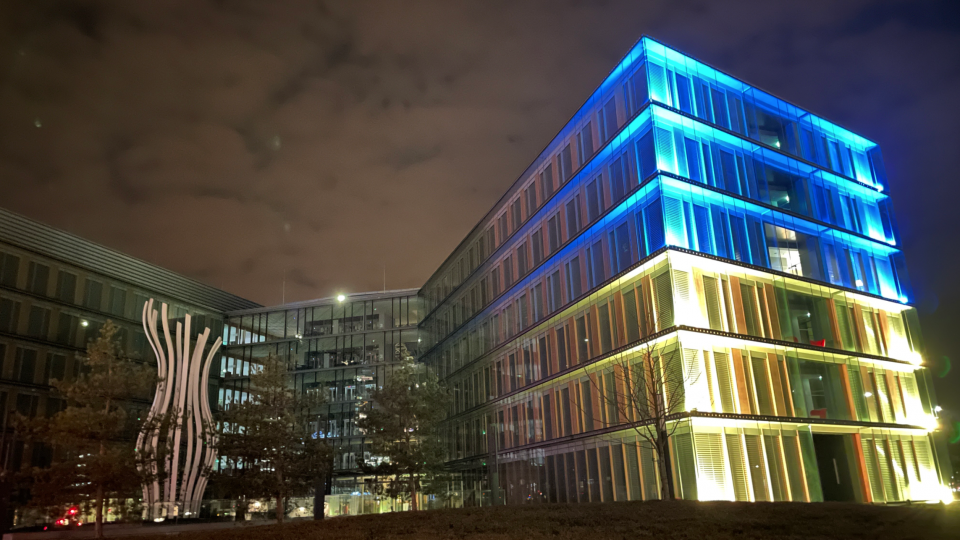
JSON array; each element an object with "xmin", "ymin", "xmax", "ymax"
[{"xmin": 813, "ymin": 434, "xmax": 856, "ymax": 502}]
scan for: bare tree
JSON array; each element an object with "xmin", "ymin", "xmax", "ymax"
[{"xmin": 580, "ymin": 338, "xmax": 698, "ymax": 500}]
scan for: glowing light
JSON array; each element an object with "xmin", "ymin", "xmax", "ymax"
[
  {"xmin": 81, "ymin": 320, "xmax": 89, "ymax": 327},
  {"xmin": 934, "ymin": 405, "xmax": 943, "ymax": 414},
  {"xmin": 899, "ymin": 296, "xmax": 909, "ymax": 304},
  {"xmin": 337, "ymin": 294, "xmax": 346, "ymax": 302},
  {"xmin": 920, "ymin": 415, "xmax": 939, "ymax": 432},
  {"xmin": 940, "ymin": 484, "xmax": 955, "ymax": 505},
  {"xmin": 907, "ymin": 351, "xmax": 923, "ymax": 366}
]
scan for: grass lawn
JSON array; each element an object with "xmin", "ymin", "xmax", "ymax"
[{"xmin": 137, "ymin": 500, "xmax": 958, "ymax": 540}]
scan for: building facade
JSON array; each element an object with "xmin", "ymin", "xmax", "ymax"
[
  {"xmin": 0, "ymin": 208, "xmax": 258, "ymax": 479},
  {"xmin": 219, "ymin": 290, "xmax": 422, "ymax": 516},
  {"xmin": 419, "ymin": 37, "xmax": 951, "ymax": 505}
]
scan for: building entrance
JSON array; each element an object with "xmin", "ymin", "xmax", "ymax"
[{"xmin": 813, "ymin": 434, "xmax": 857, "ymax": 502}]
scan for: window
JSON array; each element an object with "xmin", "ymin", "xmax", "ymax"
[
  {"xmin": 565, "ymin": 257, "xmax": 582, "ymax": 300},
  {"xmin": 14, "ymin": 347, "xmax": 37, "ymax": 384},
  {"xmin": 16, "ymin": 393, "xmax": 39, "ymax": 418},
  {"xmin": 547, "ymin": 270, "xmax": 562, "ymax": 312},
  {"xmin": 517, "ymin": 243, "xmax": 528, "ymax": 276},
  {"xmin": 540, "ymin": 164, "xmax": 555, "ymax": 200},
  {"xmin": 84, "ymin": 279, "xmax": 103, "ymax": 310},
  {"xmin": 56, "ymin": 271, "xmax": 77, "ymax": 303},
  {"xmin": 577, "ymin": 122, "xmax": 594, "ymax": 165},
  {"xmin": 0, "ymin": 298, "xmax": 20, "ymax": 333},
  {"xmin": 547, "ymin": 214, "xmax": 561, "ymax": 254},
  {"xmin": 586, "ymin": 177, "xmax": 604, "ymax": 222},
  {"xmin": 767, "ymin": 225, "xmax": 803, "ymax": 276},
  {"xmin": 497, "ymin": 214, "xmax": 508, "ymax": 246},
  {"xmin": 524, "ymin": 184, "xmax": 537, "ymax": 217},
  {"xmin": 109, "ymin": 286, "xmax": 127, "ymax": 317},
  {"xmin": 599, "ymin": 97, "xmax": 618, "ymax": 143},
  {"xmin": 642, "ymin": 199, "xmax": 665, "ymax": 254},
  {"xmin": 503, "ymin": 255, "xmax": 514, "ymax": 287},
  {"xmin": 559, "ymin": 144, "xmax": 574, "ymax": 183},
  {"xmin": 609, "ymin": 155, "xmax": 627, "ymax": 202},
  {"xmin": 27, "ymin": 306, "xmax": 50, "ymax": 338},
  {"xmin": 588, "ymin": 240, "xmax": 605, "ymax": 288},
  {"xmin": 532, "ymin": 283, "xmax": 544, "ymax": 322},
  {"xmin": 510, "ymin": 198, "xmax": 522, "ymax": 232},
  {"xmin": 565, "ymin": 196, "xmax": 581, "ymax": 239},
  {"xmin": 532, "ymin": 230, "xmax": 544, "ymax": 266},
  {"xmin": 0, "ymin": 253, "xmax": 19, "ymax": 288},
  {"xmin": 624, "ymin": 67, "xmax": 647, "ymax": 115},
  {"xmin": 609, "ymin": 221, "xmax": 633, "ymax": 275},
  {"xmin": 674, "ymin": 74, "xmax": 692, "ymax": 113},
  {"xmin": 26, "ymin": 262, "xmax": 50, "ymax": 296},
  {"xmin": 517, "ymin": 294, "xmax": 528, "ymax": 328},
  {"xmin": 44, "ymin": 398, "xmax": 64, "ymax": 418},
  {"xmin": 684, "ymin": 138, "xmax": 702, "ymax": 182},
  {"xmin": 45, "ymin": 353, "xmax": 66, "ymax": 384},
  {"xmin": 56, "ymin": 312, "xmax": 78, "ymax": 346}
]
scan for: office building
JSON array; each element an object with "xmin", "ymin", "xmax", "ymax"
[
  {"xmin": 419, "ymin": 37, "xmax": 951, "ymax": 504},
  {"xmin": 0, "ymin": 208, "xmax": 257, "ymax": 475},
  {"xmin": 220, "ymin": 290, "xmax": 422, "ymax": 515}
]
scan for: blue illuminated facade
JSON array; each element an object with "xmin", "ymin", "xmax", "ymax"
[{"xmin": 420, "ymin": 37, "xmax": 950, "ymax": 505}]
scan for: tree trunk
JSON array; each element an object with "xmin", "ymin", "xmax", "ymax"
[
  {"xmin": 275, "ymin": 492, "xmax": 284, "ymax": 523},
  {"xmin": 409, "ymin": 474, "xmax": 418, "ymax": 511},
  {"xmin": 313, "ymin": 472, "xmax": 326, "ymax": 520},
  {"xmin": 656, "ymin": 432, "xmax": 674, "ymax": 500},
  {"xmin": 235, "ymin": 498, "xmax": 246, "ymax": 522},
  {"xmin": 97, "ymin": 399, "xmax": 109, "ymax": 538},
  {"xmin": 94, "ymin": 484, "xmax": 104, "ymax": 539}
]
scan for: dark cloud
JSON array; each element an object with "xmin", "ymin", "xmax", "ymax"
[{"xmin": 1, "ymin": 0, "xmax": 959, "ymax": 414}]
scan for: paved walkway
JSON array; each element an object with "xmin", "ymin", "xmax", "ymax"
[{"xmin": 3, "ymin": 520, "xmax": 277, "ymax": 540}]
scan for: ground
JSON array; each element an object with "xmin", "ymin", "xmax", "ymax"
[{"xmin": 136, "ymin": 501, "xmax": 958, "ymax": 540}]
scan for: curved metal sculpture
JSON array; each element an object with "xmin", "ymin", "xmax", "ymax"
[{"xmin": 137, "ymin": 299, "xmax": 222, "ymax": 520}]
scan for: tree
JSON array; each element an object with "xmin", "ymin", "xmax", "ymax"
[
  {"xmin": 582, "ymin": 340, "xmax": 698, "ymax": 500},
  {"xmin": 23, "ymin": 320, "xmax": 157, "ymax": 538},
  {"xmin": 212, "ymin": 354, "xmax": 329, "ymax": 523},
  {"xmin": 356, "ymin": 358, "xmax": 449, "ymax": 511}
]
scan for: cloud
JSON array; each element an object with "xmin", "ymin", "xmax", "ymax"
[{"xmin": 1, "ymin": 0, "xmax": 959, "ymax": 407}]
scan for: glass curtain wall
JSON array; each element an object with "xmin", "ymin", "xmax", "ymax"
[
  {"xmin": 419, "ymin": 36, "xmax": 948, "ymax": 507},
  {"xmin": 220, "ymin": 290, "xmax": 421, "ymax": 517}
]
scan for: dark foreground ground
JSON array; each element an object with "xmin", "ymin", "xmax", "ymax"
[{"xmin": 134, "ymin": 501, "xmax": 958, "ymax": 540}]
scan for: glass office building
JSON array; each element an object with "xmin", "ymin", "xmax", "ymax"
[
  {"xmin": 1, "ymin": 35, "xmax": 952, "ymax": 519},
  {"xmin": 419, "ymin": 37, "xmax": 951, "ymax": 504},
  {"xmin": 0, "ymin": 208, "xmax": 257, "ymax": 479},
  {"xmin": 220, "ymin": 289, "xmax": 422, "ymax": 516}
]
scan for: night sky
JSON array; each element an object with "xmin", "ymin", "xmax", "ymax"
[{"xmin": 1, "ymin": 1, "xmax": 959, "ymax": 421}]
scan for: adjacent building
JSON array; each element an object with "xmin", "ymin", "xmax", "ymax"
[
  {"xmin": 0, "ymin": 208, "xmax": 258, "ymax": 476},
  {"xmin": 419, "ymin": 37, "xmax": 951, "ymax": 504},
  {"xmin": 219, "ymin": 289, "xmax": 422, "ymax": 515}
]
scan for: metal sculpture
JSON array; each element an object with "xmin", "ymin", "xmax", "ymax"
[{"xmin": 137, "ymin": 299, "xmax": 222, "ymax": 520}]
